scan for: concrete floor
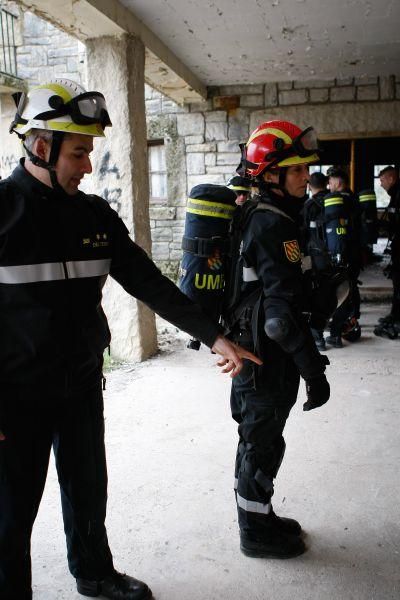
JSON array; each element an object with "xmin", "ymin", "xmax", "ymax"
[{"xmin": 31, "ymin": 299, "xmax": 400, "ymax": 600}]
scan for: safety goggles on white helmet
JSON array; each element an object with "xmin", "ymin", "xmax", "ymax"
[{"xmin": 15, "ymin": 90, "xmax": 111, "ymax": 129}]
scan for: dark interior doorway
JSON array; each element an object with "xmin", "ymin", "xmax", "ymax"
[{"xmin": 318, "ymin": 137, "xmax": 400, "ymax": 207}]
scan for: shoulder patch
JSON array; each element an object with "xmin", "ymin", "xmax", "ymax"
[{"xmin": 283, "ymin": 239, "xmax": 301, "ymax": 263}]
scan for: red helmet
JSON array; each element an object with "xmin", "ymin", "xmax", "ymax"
[{"xmin": 242, "ymin": 120, "xmax": 320, "ymax": 178}]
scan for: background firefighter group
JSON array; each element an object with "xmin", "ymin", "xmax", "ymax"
[{"xmin": 179, "ymin": 166, "xmax": 396, "ymax": 349}]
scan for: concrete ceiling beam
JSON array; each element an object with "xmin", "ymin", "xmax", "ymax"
[{"xmin": 16, "ymin": 0, "xmax": 206, "ymax": 104}]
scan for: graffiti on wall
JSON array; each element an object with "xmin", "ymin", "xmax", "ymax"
[
  {"xmin": 99, "ymin": 151, "xmax": 122, "ymax": 213},
  {"xmin": 0, "ymin": 153, "xmax": 19, "ymax": 178}
]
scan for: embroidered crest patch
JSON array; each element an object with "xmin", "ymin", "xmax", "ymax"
[{"xmin": 283, "ymin": 240, "xmax": 301, "ymax": 263}]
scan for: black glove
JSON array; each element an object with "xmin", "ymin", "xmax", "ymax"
[{"xmin": 303, "ymin": 374, "xmax": 330, "ymax": 411}]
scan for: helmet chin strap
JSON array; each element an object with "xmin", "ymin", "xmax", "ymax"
[{"xmin": 23, "ymin": 131, "xmax": 65, "ymax": 192}]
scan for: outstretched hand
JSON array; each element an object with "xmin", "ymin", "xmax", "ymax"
[{"xmin": 211, "ymin": 335, "xmax": 262, "ymax": 378}]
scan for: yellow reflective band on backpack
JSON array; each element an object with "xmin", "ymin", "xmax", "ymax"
[
  {"xmin": 186, "ymin": 198, "xmax": 235, "ymax": 220},
  {"xmin": 324, "ymin": 197, "xmax": 344, "ymax": 207},
  {"xmin": 359, "ymin": 194, "xmax": 376, "ymax": 202}
]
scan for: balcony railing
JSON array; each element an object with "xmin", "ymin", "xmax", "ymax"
[{"xmin": 0, "ymin": 7, "xmax": 18, "ymax": 77}]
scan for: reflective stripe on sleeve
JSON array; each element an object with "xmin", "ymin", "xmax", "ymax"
[
  {"xmin": 324, "ymin": 197, "xmax": 344, "ymax": 207},
  {"xmin": 236, "ymin": 492, "xmax": 271, "ymax": 514},
  {"xmin": 66, "ymin": 258, "xmax": 111, "ymax": 279},
  {"xmin": 359, "ymin": 194, "xmax": 376, "ymax": 202},
  {"xmin": 0, "ymin": 258, "xmax": 111, "ymax": 284}
]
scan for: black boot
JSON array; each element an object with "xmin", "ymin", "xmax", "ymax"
[
  {"xmin": 77, "ymin": 570, "xmax": 152, "ymax": 599},
  {"xmin": 240, "ymin": 527, "xmax": 306, "ymax": 559},
  {"xmin": 374, "ymin": 322, "xmax": 398, "ymax": 339},
  {"xmin": 269, "ymin": 509, "xmax": 302, "ymax": 536},
  {"xmin": 325, "ymin": 335, "xmax": 343, "ymax": 348}
]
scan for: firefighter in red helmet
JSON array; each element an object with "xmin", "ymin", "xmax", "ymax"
[{"xmin": 228, "ymin": 120, "xmax": 330, "ymax": 558}]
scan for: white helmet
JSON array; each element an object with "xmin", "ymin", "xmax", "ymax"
[{"xmin": 10, "ymin": 78, "xmax": 111, "ymax": 138}]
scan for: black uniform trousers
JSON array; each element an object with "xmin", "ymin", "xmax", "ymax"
[
  {"xmin": 0, "ymin": 380, "xmax": 114, "ymax": 599},
  {"xmin": 230, "ymin": 344, "xmax": 300, "ymax": 534}
]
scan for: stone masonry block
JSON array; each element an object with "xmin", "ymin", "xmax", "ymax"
[
  {"xmin": 186, "ymin": 152, "xmax": 205, "ymax": 175},
  {"xmin": 48, "ymin": 47, "xmax": 77, "ymax": 58},
  {"xmin": 152, "ymin": 242, "xmax": 170, "ymax": 260},
  {"xmin": 184, "ymin": 135, "xmax": 204, "ymax": 144},
  {"xmin": 295, "ymin": 79, "xmax": 334, "ymax": 89},
  {"xmin": 162, "ymin": 99, "xmax": 189, "ymax": 114},
  {"xmin": 330, "ymin": 86, "xmax": 356, "ymax": 102},
  {"xmin": 205, "ymin": 153, "xmax": 216, "ymax": 166},
  {"xmin": 146, "ymin": 99, "xmax": 162, "ymax": 114},
  {"xmin": 357, "ymin": 85, "xmax": 379, "ymax": 101},
  {"xmin": 335, "ymin": 77, "xmax": 354, "ymax": 86},
  {"xmin": 205, "ymin": 122, "xmax": 228, "ymax": 141},
  {"xmin": 264, "ymin": 83, "xmax": 278, "ymax": 107},
  {"xmin": 379, "ymin": 76, "xmax": 395, "ymax": 100},
  {"xmin": 310, "ymin": 88, "xmax": 329, "ymax": 103},
  {"xmin": 240, "ymin": 95, "xmax": 264, "ymax": 107},
  {"xmin": 177, "ymin": 113, "xmax": 204, "ymax": 137},
  {"xmin": 67, "ymin": 57, "xmax": 78, "ymax": 72},
  {"xmin": 206, "ymin": 165, "xmax": 239, "ymax": 175},
  {"xmin": 189, "ymin": 99, "xmax": 213, "ymax": 112},
  {"xmin": 278, "ymin": 81, "xmax": 293, "ymax": 90},
  {"xmin": 188, "ymin": 174, "xmax": 224, "ymax": 190},
  {"xmin": 149, "ymin": 207, "xmax": 176, "ymax": 220},
  {"xmin": 354, "ymin": 76, "xmax": 378, "ymax": 86},
  {"xmin": 216, "ymin": 152, "xmax": 241, "ymax": 166},
  {"xmin": 279, "ymin": 89, "xmax": 308, "ymax": 105},
  {"xmin": 228, "ymin": 109, "xmax": 249, "ymax": 141},
  {"xmin": 152, "ymin": 227, "xmax": 173, "ymax": 242},
  {"xmin": 219, "ymin": 84, "xmax": 264, "ymax": 95},
  {"xmin": 205, "ymin": 111, "xmax": 227, "ymax": 122},
  {"xmin": 185, "ymin": 143, "xmax": 216, "ymax": 152},
  {"xmin": 217, "ymin": 141, "xmax": 241, "ymax": 153}
]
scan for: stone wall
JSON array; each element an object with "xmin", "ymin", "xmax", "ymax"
[
  {"xmin": 146, "ymin": 76, "xmax": 400, "ymax": 276},
  {"xmin": 16, "ymin": 11, "xmax": 85, "ymax": 86}
]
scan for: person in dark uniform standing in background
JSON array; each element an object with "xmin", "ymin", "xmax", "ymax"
[
  {"xmin": 325, "ymin": 168, "xmax": 362, "ymax": 347},
  {"xmin": 227, "ymin": 120, "xmax": 330, "ymax": 559},
  {"xmin": 227, "ymin": 174, "xmax": 253, "ymax": 206},
  {"xmin": 302, "ymin": 171, "xmax": 330, "ymax": 350},
  {"xmin": 0, "ymin": 79, "xmax": 260, "ymax": 600},
  {"xmin": 374, "ymin": 166, "xmax": 400, "ymax": 338}
]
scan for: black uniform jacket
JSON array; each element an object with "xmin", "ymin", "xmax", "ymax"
[
  {"xmin": 0, "ymin": 161, "xmax": 219, "ymax": 385},
  {"xmin": 239, "ymin": 192, "xmax": 325, "ymax": 380},
  {"xmin": 388, "ymin": 182, "xmax": 400, "ymax": 267}
]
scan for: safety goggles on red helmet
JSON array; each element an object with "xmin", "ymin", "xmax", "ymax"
[
  {"xmin": 34, "ymin": 91, "xmax": 112, "ymax": 128},
  {"xmin": 292, "ymin": 127, "xmax": 319, "ymax": 157}
]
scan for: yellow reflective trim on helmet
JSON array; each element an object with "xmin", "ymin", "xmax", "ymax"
[
  {"xmin": 35, "ymin": 83, "xmax": 73, "ymax": 103},
  {"xmin": 247, "ymin": 127, "xmax": 292, "ymax": 146},
  {"xmin": 229, "ymin": 185, "xmax": 250, "ymax": 192},
  {"xmin": 47, "ymin": 121, "xmax": 105, "ymax": 136},
  {"xmin": 277, "ymin": 152, "xmax": 319, "ymax": 167}
]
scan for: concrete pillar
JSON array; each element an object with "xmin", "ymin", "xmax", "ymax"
[
  {"xmin": 86, "ymin": 34, "xmax": 157, "ymax": 362},
  {"xmin": 0, "ymin": 93, "xmax": 23, "ymax": 178}
]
